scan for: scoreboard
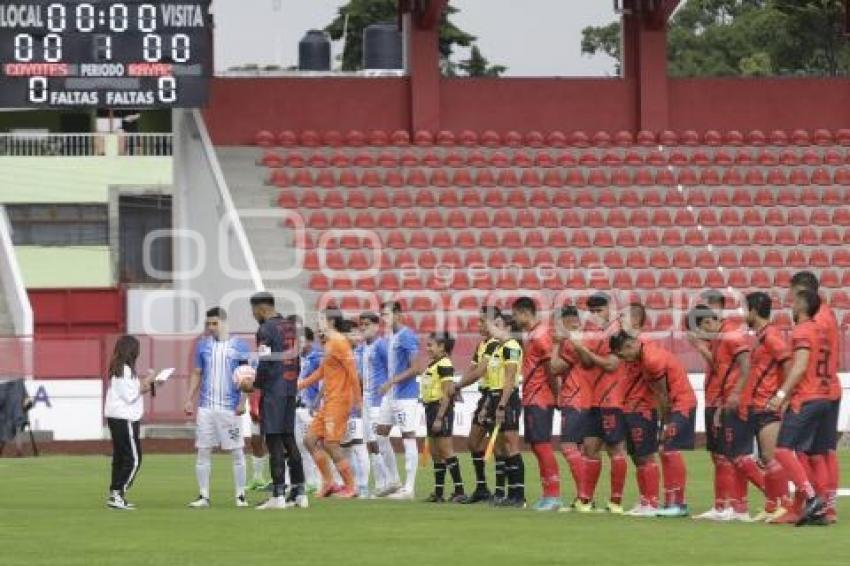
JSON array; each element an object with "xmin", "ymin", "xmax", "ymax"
[{"xmin": 0, "ymin": 1, "xmax": 212, "ymax": 108}]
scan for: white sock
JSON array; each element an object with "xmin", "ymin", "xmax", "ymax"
[
  {"xmin": 252, "ymin": 455, "xmax": 267, "ymax": 482},
  {"xmin": 370, "ymin": 452, "xmax": 387, "ymax": 490},
  {"xmin": 231, "ymin": 449, "xmax": 246, "ymax": 498},
  {"xmin": 353, "ymin": 444, "xmax": 370, "ymax": 491},
  {"xmin": 295, "ymin": 429, "xmax": 320, "ymax": 488},
  {"xmin": 378, "ymin": 436, "xmax": 400, "ymax": 485},
  {"xmin": 402, "ymin": 437, "xmax": 418, "ymax": 492},
  {"xmin": 196, "ymin": 448, "xmax": 212, "ymax": 499}
]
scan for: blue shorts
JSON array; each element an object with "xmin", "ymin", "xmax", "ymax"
[
  {"xmin": 808, "ymin": 399, "xmax": 840, "ymax": 455},
  {"xmin": 748, "ymin": 408, "xmax": 782, "ymax": 434},
  {"xmin": 624, "ymin": 411, "xmax": 659, "ymax": 458},
  {"xmin": 587, "ymin": 407, "xmax": 626, "ymax": 446},
  {"xmin": 704, "ymin": 407, "xmax": 722, "ymax": 454},
  {"xmin": 663, "ymin": 409, "xmax": 696, "ymax": 452},
  {"xmin": 722, "ymin": 410, "xmax": 755, "ymax": 458},
  {"xmin": 777, "ymin": 399, "xmax": 833, "ymax": 453},
  {"xmin": 523, "ymin": 405, "xmax": 554, "ymax": 445},
  {"xmin": 560, "ymin": 407, "xmax": 591, "ymax": 445}
]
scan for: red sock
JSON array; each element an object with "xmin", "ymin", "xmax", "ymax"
[
  {"xmin": 661, "ymin": 451, "xmax": 687, "ymax": 506},
  {"xmin": 826, "ymin": 450, "xmax": 839, "ymax": 515},
  {"xmin": 808, "ymin": 454, "xmax": 829, "ymax": 500},
  {"xmin": 764, "ymin": 459, "xmax": 790, "ymax": 512},
  {"xmin": 714, "ymin": 455, "xmax": 735, "ymax": 510},
  {"xmin": 731, "ymin": 467, "xmax": 749, "ymax": 513},
  {"xmin": 579, "ymin": 457, "xmax": 602, "ymax": 502},
  {"xmin": 561, "ymin": 444, "xmax": 583, "ymax": 499},
  {"xmin": 733, "ymin": 455, "xmax": 766, "ymax": 493},
  {"xmin": 774, "ymin": 448, "xmax": 815, "ymax": 499},
  {"xmin": 610, "ymin": 454, "xmax": 627, "ymax": 505},
  {"xmin": 635, "ymin": 465, "xmax": 646, "ymax": 505},
  {"xmin": 531, "ymin": 442, "xmax": 561, "ymax": 498},
  {"xmin": 640, "ymin": 459, "xmax": 660, "ymax": 508}
]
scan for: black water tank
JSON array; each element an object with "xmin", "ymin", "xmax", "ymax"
[
  {"xmin": 299, "ymin": 30, "xmax": 331, "ymax": 71},
  {"xmin": 363, "ymin": 22, "xmax": 403, "ymax": 69}
]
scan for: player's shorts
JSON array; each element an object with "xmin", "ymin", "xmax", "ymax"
[
  {"xmin": 523, "ymin": 404, "xmax": 554, "ymax": 444},
  {"xmin": 424, "ymin": 402, "xmax": 454, "ymax": 438},
  {"xmin": 378, "ymin": 396, "xmax": 419, "ymax": 434},
  {"xmin": 663, "ymin": 408, "xmax": 697, "ymax": 452},
  {"xmin": 309, "ymin": 402, "xmax": 350, "ymax": 443},
  {"xmin": 259, "ymin": 394, "xmax": 296, "ymax": 436},
  {"xmin": 341, "ymin": 417, "xmax": 364, "ymax": 445},
  {"xmin": 623, "ymin": 410, "xmax": 659, "ymax": 458},
  {"xmin": 722, "ymin": 410, "xmax": 755, "ymax": 458},
  {"xmin": 587, "ymin": 407, "xmax": 626, "ymax": 445},
  {"xmin": 748, "ymin": 408, "xmax": 781, "ymax": 434},
  {"xmin": 704, "ymin": 406, "xmax": 722, "ymax": 454},
  {"xmin": 471, "ymin": 391, "xmax": 490, "ymax": 430},
  {"xmin": 295, "ymin": 407, "xmax": 313, "ymax": 438},
  {"xmin": 486, "ymin": 389, "xmax": 522, "ymax": 432},
  {"xmin": 196, "ymin": 407, "xmax": 244, "ymax": 451},
  {"xmin": 364, "ymin": 406, "xmax": 381, "ymax": 443},
  {"xmin": 777, "ymin": 399, "xmax": 833, "ymax": 452},
  {"xmin": 560, "ymin": 406, "xmax": 591, "ymax": 445},
  {"xmin": 808, "ymin": 399, "xmax": 841, "ymax": 455}
]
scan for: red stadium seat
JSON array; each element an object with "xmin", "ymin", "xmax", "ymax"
[
  {"xmin": 635, "ymin": 270, "xmax": 657, "ymax": 289},
  {"xmin": 480, "ymin": 231, "xmax": 499, "ymax": 248},
  {"xmin": 493, "ymin": 210, "xmax": 513, "ymax": 228},
  {"xmin": 672, "ymin": 250, "xmax": 694, "ymax": 268},
  {"xmin": 709, "ymin": 190, "xmax": 729, "ymax": 208},
  {"xmin": 821, "ymin": 270, "xmax": 841, "ymax": 288},
  {"xmin": 810, "ymin": 248, "xmax": 830, "ymax": 266},
  {"xmin": 821, "ymin": 227, "xmax": 842, "ymax": 246},
  {"xmin": 502, "ymin": 231, "xmax": 524, "ymax": 249},
  {"xmin": 695, "ymin": 250, "xmax": 717, "ymax": 268},
  {"xmin": 549, "ymin": 231, "xmax": 569, "ymax": 248},
  {"xmin": 546, "ymin": 131, "xmax": 567, "ymax": 147},
  {"xmin": 649, "ymin": 251, "xmax": 670, "ymax": 269},
  {"xmin": 616, "ymin": 229, "xmax": 638, "ymax": 248},
  {"xmin": 612, "ymin": 271, "xmax": 634, "ymax": 290},
  {"xmin": 787, "ymin": 249, "xmax": 807, "ymax": 268},
  {"xmin": 729, "ymin": 228, "xmax": 750, "ymax": 246},
  {"xmin": 627, "ymin": 251, "xmax": 649, "ymax": 269},
  {"xmin": 687, "ymin": 189, "xmax": 708, "ymax": 207},
  {"xmin": 400, "ymin": 211, "xmax": 420, "ymax": 228},
  {"xmin": 662, "ymin": 229, "xmax": 683, "ymax": 246},
  {"xmin": 386, "ymin": 231, "xmax": 407, "ymax": 249},
  {"xmin": 638, "ymin": 229, "xmax": 660, "ymax": 247},
  {"xmin": 834, "ymin": 249, "xmax": 850, "ymax": 267},
  {"xmin": 580, "ymin": 251, "xmax": 601, "ymax": 268}
]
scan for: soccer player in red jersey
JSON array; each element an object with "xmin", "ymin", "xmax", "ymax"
[
  {"xmin": 610, "ymin": 330, "xmax": 697, "ymax": 518},
  {"xmin": 740, "ymin": 292, "xmax": 793, "ymax": 522},
  {"xmin": 567, "ymin": 293, "xmax": 628, "ymax": 514},
  {"xmin": 770, "ymin": 289, "xmax": 831, "ymax": 526},
  {"xmin": 790, "ymin": 271, "xmax": 841, "ymax": 522},
  {"xmin": 686, "ymin": 296, "xmax": 754, "ymax": 521},
  {"xmin": 550, "ymin": 305, "xmax": 589, "ymax": 507},
  {"xmin": 511, "ymin": 296, "xmax": 562, "ymax": 511},
  {"xmin": 617, "ymin": 303, "xmax": 662, "ymax": 517}
]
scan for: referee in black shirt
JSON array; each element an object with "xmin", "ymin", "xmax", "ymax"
[{"xmin": 249, "ymin": 292, "xmax": 307, "ymax": 510}]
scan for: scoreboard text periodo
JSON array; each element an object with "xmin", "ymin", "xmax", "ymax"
[{"xmin": 0, "ymin": 1, "xmax": 212, "ymax": 108}]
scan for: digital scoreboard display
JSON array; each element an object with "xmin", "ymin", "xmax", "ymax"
[{"xmin": 0, "ymin": 1, "xmax": 212, "ymax": 108}]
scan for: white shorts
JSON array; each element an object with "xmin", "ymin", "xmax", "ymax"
[
  {"xmin": 295, "ymin": 407, "xmax": 313, "ymax": 438},
  {"xmin": 341, "ymin": 417, "xmax": 364, "ymax": 445},
  {"xmin": 377, "ymin": 397, "xmax": 419, "ymax": 434},
  {"xmin": 364, "ymin": 407, "xmax": 381, "ymax": 443},
  {"xmin": 196, "ymin": 407, "xmax": 245, "ymax": 451},
  {"xmin": 239, "ymin": 410, "xmax": 261, "ymax": 437}
]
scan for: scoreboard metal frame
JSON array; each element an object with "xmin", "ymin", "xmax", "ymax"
[{"xmin": 0, "ymin": 1, "xmax": 212, "ymax": 108}]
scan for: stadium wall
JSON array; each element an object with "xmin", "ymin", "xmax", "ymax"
[{"xmin": 204, "ymin": 77, "xmax": 850, "ymax": 143}]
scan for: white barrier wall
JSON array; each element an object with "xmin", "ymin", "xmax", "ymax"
[{"xmin": 25, "ymin": 380, "xmax": 103, "ymax": 441}]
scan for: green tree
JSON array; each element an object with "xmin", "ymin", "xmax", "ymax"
[
  {"xmin": 580, "ymin": 0, "xmax": 850, "ymax": 77},
  {"xmin": 325, "ymin": 0, "xmax": 499, "ymax": 75},
  {"xmin": 456, "ymin": 44, "xmax": 507, "ymax": 77}
]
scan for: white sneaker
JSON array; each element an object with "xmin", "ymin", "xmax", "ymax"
[
  {"xmin": 287, "ymin": 494, "xmax": 309, "ymax": 509},
  {"xmin": 693, "ymin": 507, "xmax": 730, "ymax": 521},
  {"xmin": 375, "ymin": 482, "xmax": 401, "ymax": 498},
  {"xmin": 626, "ymin": 504, "xmax": 659, "ymax": 517},
  {"xmin": 107, "ymin": 493, "xmax": 135, "ymax": 511},
  {"xmin": 255, "ymin": 496, "xmax": 287, "ymax": 510},
  {"xmin": 729, "ymin": 510, "xmax": 754, "ymax": 522},
  {"xmin": 235, "ymin": 495, "xmax": 249, "ymax": 508},
  {"xmin": 387, "ymin": 487, "xmax": 415, "ymax": 500},
  {"xmin": 188, "ymin": 496, "xmax": 210, "ymax": 508}
]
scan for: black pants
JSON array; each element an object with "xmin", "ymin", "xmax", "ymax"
[
  {"xmin": 107, "ymin": 418, "xmax": 141, "ymax": 494},
  {"xmin": 265, "ymin": 433, "xmax": 304, "ymax": 497}
]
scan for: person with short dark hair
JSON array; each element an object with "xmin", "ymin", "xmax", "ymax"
[
  {"xmin": 512, "ymin": 296, "xmax": 562, "ymax": 511},
  {"xmin": 104, "ymin": 335, "xmax": 158, "ymax": 510},
  {"xmin": 249, "ymin": 293, "xmax": 306, "ymax": 510},
  {"xmin": 770, "ymin": 289, "xmax": 830, "ymax": 525},
  {"xmin": 357, "ymin": 311, "xmax": 392, "ymax": 494},
  {"xmin": 790, "ymin": 271, "xmax": 841, "ymax": 523},
  {"xmin": 184, "ymin": 307, "xmax": 252, "ymax": 508},
  {"xmin": 295, "ymin": 326, "xmax": 324, "ymax": 494},
  {"xmin": 742, "ymin": 292, "xmax": 793, "ymax": 522},
  {"xmin": 565, "ymin": 293, "xmax": 628, "ymax": 514},
  {"xmin": 609, "ymin": 331, "xmax": 697, "ymax": 518}
]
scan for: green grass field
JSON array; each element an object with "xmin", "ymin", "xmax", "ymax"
[{"xmin": 1, "ymin": 452, "xmax": 848, "ymax": 566}]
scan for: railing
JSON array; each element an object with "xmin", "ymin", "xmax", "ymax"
[
  {"xmin": 117, "ymin": 133, "xmax": 174, "ymax": 156},
  {"xmin": 0, "ymin": 133, "xmax": 173, "ymax": 157}
]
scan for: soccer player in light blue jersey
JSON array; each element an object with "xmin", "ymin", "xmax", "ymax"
[
  {"xmin": 296, "ymin": 327, "xmax": 323, "ymax": 494},
  {"xmin": 359, "ymin": 311, "xmax": 392, "ymax": 494},
  {"xmin": 184, "ymin": 307, "xmax": 251, "ymax": 508}
]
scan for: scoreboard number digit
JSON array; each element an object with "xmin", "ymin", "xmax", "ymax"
[
  {"xmin": 76, "ymin": 3, "xmax": 95, "ymax": 32},
  {"xmin": 47, "ymin": 3, "xmax": 66, "ymax": 33},
  {"xmin": 143, "ymin": 33, "xmax": 162, "ymax": 62},
  {"xmin": 29, "ymin": 77, "xmax": 48, "ymax": 103},
  {"xmin": 138, "ymin": 4, "xmax": 158, "ymax": 33},
  {"xmin": 158, "ymin": 76, "xmax": 177, "ymax": 103},
  {"xmin": 172, "ymin": 34, "xmax": 190, "ymax": 63},
  {"xmin": 44, "ymin": 34, "xmax": 63, "ymax": 63}
]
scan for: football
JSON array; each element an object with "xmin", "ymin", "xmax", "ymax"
[{"xmin": 232, "ymin": 365, "xmax": 256, "ymax": 392}]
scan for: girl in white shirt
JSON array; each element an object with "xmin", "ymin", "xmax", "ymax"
[{"xmin": 104, "ymin": 335, "xmax": 156, "ymax": 510}]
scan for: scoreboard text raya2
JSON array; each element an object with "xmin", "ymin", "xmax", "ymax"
[{"xmin": 0, "ymin": 1, "xmax": 212, "ymax": 108}]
